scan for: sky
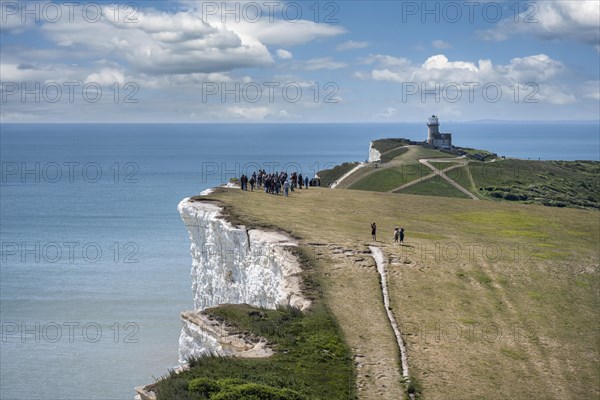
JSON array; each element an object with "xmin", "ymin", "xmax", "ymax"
[{"xmin": 1, "ymin": 0, "xmax": 599, "ymax": 122}]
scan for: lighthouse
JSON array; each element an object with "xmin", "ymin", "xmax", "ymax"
[
  {"xmin": 427, "ymin": 115, "xmax": 440, "ymax": 144},
  {"xmin": 426, "ymin": 115, "xmax": 452, "ymax": 149}
]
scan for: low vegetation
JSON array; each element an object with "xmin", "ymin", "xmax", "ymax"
[
  {"xmin": 154, "ymin": 260, "xmax": 356, "ymax": 400},
  {"xmin": 370, "ymin": 138, "xmax": 414, "ymax": 154}
]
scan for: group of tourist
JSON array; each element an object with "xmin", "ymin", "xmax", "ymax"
[
  {"xmin": 371, "ymin": 222, "xmax": 405, "ymax": 245},
  {"xmin": 239, "ymin": 170, "xmax": 321, "ymax": 197}
]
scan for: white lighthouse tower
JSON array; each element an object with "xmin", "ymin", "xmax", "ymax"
[
  {"xmin": 427, "ymin": 115, "xmax": 440, "ymax": 144},
  {"xmin": 426, "ymin": 115, "xmax": 452, "ymax": 149}
]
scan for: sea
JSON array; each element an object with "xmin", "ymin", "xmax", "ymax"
[{"xmin": 0, "ymin": 122, "xmax": 598, "ymax": 400}]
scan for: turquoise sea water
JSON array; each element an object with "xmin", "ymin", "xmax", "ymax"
[{"xmin": 0, "ymin": 122, "xmax": 598, "ymax": 400}]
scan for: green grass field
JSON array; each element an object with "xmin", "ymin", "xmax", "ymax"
[
  {"xmin": 370, "ymin": 138, "xmax": 413, "ymax": 154},
  {"xmin": 397, "ymin": 174, "xmax": 471, "ymax": 199},
  {"xmin": 159, "ymin": 187, "xmax": 599, "ymax": 400},
  {"xmin": 330, "ymin": 146, "xmax": 452, "ymax": 191},
  {"xmin": 350, "ymin": 164, "xmax": 423, "ymax": 192},
  {"xmin": 428, "ymin": 161, "xmax": 461, "ymax": 171},
  {"xmin": 380, "ymin": 146, "xmax": 409, "ymax": 162},
  {"xmin": 321, "ymin": 141, "xmax": 598, "ymax": 209}
]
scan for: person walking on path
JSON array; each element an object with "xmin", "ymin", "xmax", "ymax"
[{"xmin": 371, "ymin": 222, "xmax": 377, "ymax": 241}]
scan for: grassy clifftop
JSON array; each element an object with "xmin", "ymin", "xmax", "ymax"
[
  {"xmin": 159, "ymin": 187, "xmax": 599, "ymax": 399},
  {"xmin": 319, "ymin": 140, "xmax": 599, "ymax": 209}
]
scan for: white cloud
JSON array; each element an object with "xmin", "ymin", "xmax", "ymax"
[
  {"xmin": 232, "ymin": 19, "xmax": 345, "ymax": 47},
  {"xmin": 85, "ymin": 68, "xmax": 126, "ymax": 85},
  {"xmin": 276, "ymin": 49, "xmax": 293, "ymax": 59},
  {"xmin": 361, "ymin": 53, "xmax": 579, "ymax": 106},
  {"xmin": 0, "ymin": 3, "xmax": 36, "ymax": 33},
  {"xmin": 581, "ymin": 81, "xmax": 600, "ymax": 100},
  {"xmin": 366, "ymin": 53, "xmax": 564, "ymax": 84},
  {"xmin": 226, "ymin": 106, "xmax": 272, "ymax": 120},
  {"xmin": 336, "ymin": 40, "xmax": 368, "ymax": 51},
  {"xmin": 363, "ymin": 54, "xmax": 411, "ymax": 68},
  {"xmin": 305, "ymin": 57, "xmax": 347, "ymax": 70},
  {"xmin": 432, "ymin": 40, "xmax": 452, "ymax": 49},
  {"xmin": 40, "ymin": 8, "xmax": 274, "ymax": 75},
  {"xmin": 377, "ymin": 107, "xmax": 398, "ymax": 118},
  {"xmin": 36, "ymin": 5, "xmax": 344, "ymax": 76},
  {"xmin": 480, "ymin": 1, "xmax": 600, "ymax": 46}
]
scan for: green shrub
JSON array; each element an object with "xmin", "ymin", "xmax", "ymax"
[
  {"xmin": 503, "ymin": 193, "xmax": 520, "ymax": 201},
  {"xmin": 188, "ymin": 377, "xmax": 222, "ymax": 396},
  {"xmin": 210, "ymin": 382, "xmax": 306, "ymax": 400}
]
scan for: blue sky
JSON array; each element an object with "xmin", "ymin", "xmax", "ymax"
[{"xmin": 1, "ymin": 0, "xmax": 599, "ymax": 122}]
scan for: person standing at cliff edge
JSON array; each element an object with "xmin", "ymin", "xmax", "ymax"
[{"xmin": 371, "ymin": 222, "xmax": 377, "ymax": 241}]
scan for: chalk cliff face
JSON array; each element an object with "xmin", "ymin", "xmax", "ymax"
[
  {"xmin": 368, "ymin": 141, "xmax": 381, "ymax": 162},
  {"xmin": 177, "ymin": 198, "xmax": 310, "ymax": 363}
]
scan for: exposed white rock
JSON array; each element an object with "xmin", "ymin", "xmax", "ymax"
[
  {"xmin": 177, "ymin": 197, "xmax": 310, "ymax": 363},
  {"xmin": 368, "ymin": 141, "xmax": 381, "ymax": 163},
  {"xmin": 178, "ymin": 311, "xmax": 273, "ymax": 363}
]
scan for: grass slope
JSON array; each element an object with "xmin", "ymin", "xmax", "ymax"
[
  {"xmin": 398, "ymin": 175, "xmax": 472, "ymax": 199},
  {"xmin": 324, "ymin": 141, "xmax": 599, "ymax": 209},
  {"xmin": 341, "ymin": 147, "xmax": 451, "ymax": 192},
  {"xmin": 192, "ymin": 187, "xmax": 599, "ymax": 400},
  {"xmin": 317, "ymin": 162, "xmax": 359, "ymax": 188},
  {"xmin": 468, "ymin": 159, "xmax": 600, "ymax": 208}
]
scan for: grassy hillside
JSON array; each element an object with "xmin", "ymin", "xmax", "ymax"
[
  {"xmin": 467, "ymin": 159, "xmax": 599, "ymax": 208},
  {"xmin": 321, "ymin": 141, "xmax": 599, "ymax": 209},
  {"xmin": 162, "ymin": 187, "xmax": 599, "ymax": 400},
  {"xmin": 317, "ymin": 162, "xmax": 359, "ymax": 187},
  {"xmin": 325, "ymin": 146, "xmax": 450, "ymax": 191},
  {"xmin": 399, "ymin": 175, "xmax": 472, "ymax": 199}
]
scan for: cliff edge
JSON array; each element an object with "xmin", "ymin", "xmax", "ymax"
[{"xmin": 176, "ymin": 197, "xmax": 310, "ymax": 363}]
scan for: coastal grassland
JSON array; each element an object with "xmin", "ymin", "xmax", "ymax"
[
  {"xmin": 444, "ymin": 165, "xmax": 480, "ymax": 195},
  {"xmin": 349, "ymin": 165, "xmax": 424, "ymax": 192},
  {"xmin": 370, "ymin": 138, "xmax": 413, "ymax": 154},
  {"xmin": 380, "ymin": 146, "xmax": 409, "ymax": 162},
  {"xmin": 317, "ymin": 162, "xmax": 359, "ymax": 187},
  {"xmin": 467, "ymin": 159, "xmax": 600, "ymax": 209},
  {"xmin": 202, "ymin": 187, "xmax": 599, "ymax": 400},
  {"xmin": 427, "ymin": 161, "xmax": 461, "ymax": 171},
  {"xmin": 154, "ymin": 264, "xmax": 357, "ymax": 400},
  {"xmin": 398, "ymin": 175, "xmax": 472, "ymax": 199},
  {"xmin": 328, "ymin": 146, "xmax": 450, "ymax": 191}
]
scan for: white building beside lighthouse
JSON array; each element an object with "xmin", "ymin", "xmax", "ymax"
[{"xmin": 426, "ymin": 115, "xmax": 452, "ymax": 149}]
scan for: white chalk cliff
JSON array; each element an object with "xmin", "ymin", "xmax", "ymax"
[
  {"xmin": 368, "ymin": 141, "xmax": 381, "ymax": 162},
  {"xmin": 177, "ymin": 197, "xmax": 310, "ymax": 364}
]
